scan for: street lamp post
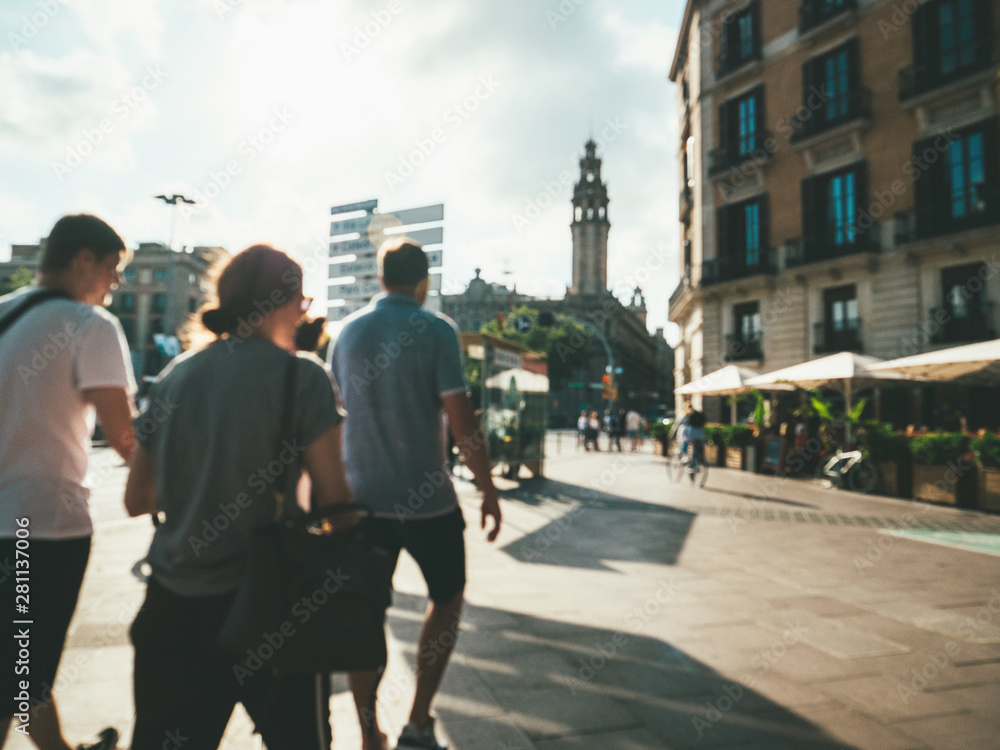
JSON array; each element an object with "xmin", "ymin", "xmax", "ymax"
[{"xmin": 153, "ymin": 194, "xmax": 196, "ymax": 371}]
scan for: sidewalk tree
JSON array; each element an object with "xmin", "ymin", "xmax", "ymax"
[
  {"xmin": 0, "ymin": 265, "xmax": 34, "ymax": 295},
  {"xmin": 480, "ymin": 305, "xmax": 589, "ymax": 391}
]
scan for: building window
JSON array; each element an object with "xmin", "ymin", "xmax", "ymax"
[
  {"xmin": 817, "ymin": 284, "xmax": 861, "ymax": 353},
  {"xmin": 939, "ymin": 0, "xmax": 975, "ymax": 75},
  {"xmin": 719, "ymin": 0, "xmax": 761, "ymax": 75},
  {"xmin": 153, "ymin": 268, "xmax": 169, "ymax": 282},
  {"xmin": 827, "ymin": 171, "xmax": 857, "ymax": 246},
  {"xmin": 949, "ymin": 131, "xmax": 985, "ymax": 218},
  {"xmin": 152, "ymin": 293, "xmax": 167, "ymax": 313},
  {"xmin": 150, "ymin": 317, "xmax": 164, "ymax": 335},
  {"xmin": 714, "ymin": 85, "xmax": 766, "ymax": 174},
  {"xmin": 912, "ymin": 117, "xmax": 998, "ymax": 239},
  {"xmin": 727, "ymin": 302, "xmax": 762, "ymax": 361},
  {"xmin": 800, "ymin": 0, "xmax": 854, "ymax": 33},
  {"xmin": 119, "ymin": 292, "xmax": 135, "ymax": 313},
  {"xmin": 737, "ymin": 94, "xmax": 757, "ymax": 155},
  {"xmin": 123, "ymin": 268, "xmax": 138, "ymax": 282},
  {"xmin": 710, "ymin": 195, "xmax": 770, "ymax": 284},
  {"xmin": 794, "ymin": 39, "xmax": 869, "ymax": 143},
  {"xmin": 934, "ymin": 262, "xmax": 994, "ymax": 344},
  {"xmin": 800, "ymin": 161, "xmax": 870, "ymax": 262},
  {"xmin": 119, "ymin": 318, "xmax": 136, "ymax": 346}
]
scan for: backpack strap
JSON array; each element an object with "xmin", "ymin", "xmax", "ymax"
[{"xmin": 0, "ymin": 289, "xmax": 71, "ymax": 340}]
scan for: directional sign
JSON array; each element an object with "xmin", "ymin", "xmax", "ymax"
[
  {"xmin": 330, "ymin": 215, "xmax": 373, "ymax": 236},
  {"xmin": 329, "ymin": 249, "xmax": 442, "ymax": 278},
  {"xmin": 326, "ymin": 301, "xmax": 369, "ymax": 321},
  {"xmin": 330, "ymin": 199, "xmax": 378, "ymax": 216},
  {"xmin": 329, "ymin": 278, "xmax": 382, "ymax": 301},
  {"xmin": 330, "ymin": 237, "xmax": 376, "ymax": 256}
]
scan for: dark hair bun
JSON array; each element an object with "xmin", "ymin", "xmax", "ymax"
[{"xmin": 202, "ymin": 308, "xmax": 228, "ymax": 335}]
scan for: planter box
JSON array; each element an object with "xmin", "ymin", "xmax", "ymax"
[
  {"xmin": 705, "ymin": 443, "xmax": 720, "ymax": 466},
  {"xmin": 912, "ymin": 462, "xmax": 977, "ymax": 507},
  {"xmin": 876, "ymin": 461, "xmax": 912, "ymax": 499},
  {"xmin": 725, "ymin": 446, "xmax": 744, "ymax": 470},
  {"xmin": 979, "ymin": 466, "xmax": 1000, "ymax": 512}
]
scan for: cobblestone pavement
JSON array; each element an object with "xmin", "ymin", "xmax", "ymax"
[{"xmin": 7, "ymin": 436, "xmax": 1000, "ymax": 749}]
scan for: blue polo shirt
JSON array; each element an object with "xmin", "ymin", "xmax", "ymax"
[{"xmin": 329, "ymin": 293, "xmax": 468, "ymax": 520}]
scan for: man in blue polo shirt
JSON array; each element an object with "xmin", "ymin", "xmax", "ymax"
[{"xmin": 329, "ymin": 238, "xmax": 501, "ymax": 750}]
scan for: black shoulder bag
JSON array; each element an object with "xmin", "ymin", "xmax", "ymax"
[{"xmin": 216, "ymin": 354, "xmax": 389, "ymax": 673}]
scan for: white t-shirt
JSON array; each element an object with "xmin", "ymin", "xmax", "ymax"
[
  {"xmin": 0, "ymin": 287, "xmax": 135, "ymax": 539},
  {"xmin": 626, "ymin": 410, "xmax": 641, "ymax": 431}
]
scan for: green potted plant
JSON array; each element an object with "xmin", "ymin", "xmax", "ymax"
[
  {"xmin": 704, "ymin": 424, "xmax": 725, "ymax": 466},
  {"xmin": 861, "ymin": 423, "xmax": 912, "ymax": 498},
  {"xmin": 910, "ymin": 432, "xmax": 976, "ymax": 507},
  {"xmin": 649, "ymin": 420, "xmax": 671, "ymax": 457},
  {"xmin": 971, "ymin": 433, "xmax": 1000, "ymax": 512},
  {"xmin": 722, "ymin": 424, "xmax": 755, "ymax": 470}
]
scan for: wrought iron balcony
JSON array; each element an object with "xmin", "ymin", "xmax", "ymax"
[
  {"xmin": 894, "ymin": 189, "xmax": 1000, "ymax": 244},
  {"xmin": 790, "ymin": 87, "xmax": 872, "ymax": 144},
  {"xmin": 785, "ymin": 234, "xmax": 879, "ymax": 269},
  {"xmin": 814, "ymin": 319, "xmax": 862, "ymax": 354},
  {"xmin": 717, "ymin": 45, "xmax": 762, "ymax": 79},
  {"xmin": 930, "ymin": 303, "xmax": 996, "ymax": 345},
  {"xmin": 799, "ymin": 0, "xmax": 856, "ymax": 34},
  {"xmin": 708, "ymin": 130, "xmax": 774, "ymax": 178},
  {"xmin": 899, "ymin": 39, "xmax": 996, "ymax": 102},
  {"xmin": 725, "ymin": 333, "xmax": 763, "ymax": 362},
  {"xmin": 702, "ymin": 249, "xmax": 776, "ymax": 286}
]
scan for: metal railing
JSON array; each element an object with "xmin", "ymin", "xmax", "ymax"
[
  {"xmin": 799, "ymin": 0, "xmax": 856, "ymax": 34},
  {"xmin": 702, "ymin": 248, "xmax": 776, "ymax": 286},
  {"xmin": 785, "ymin": 233, "xmax": 879, "ymax": 269},
  {"xmin": 708, "ymin": 130, "xmax": 774, "ymax": 178},
  {"xmin": 899, "ymin": 39, "xmax": 996, "ymax": 102},
  {"xmin": 790, "ymin": 87, "xmax": 871, "ymax": 144},
  {"xmin": 930, "ymin": 302, "xmax": 996, "ymax": 345},
  {"xmin": 814, "ymin": 319, "xmax": 862, "ymax": 354},
  {"xmin": 725, "ymin": 332, "xmax": 763, "ymax": 362}
]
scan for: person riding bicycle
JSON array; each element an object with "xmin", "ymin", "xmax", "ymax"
[{"xmin": 677, "ymin": 404, "xmax": 706, "ymax": 465}]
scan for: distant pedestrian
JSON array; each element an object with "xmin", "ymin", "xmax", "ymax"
[
  {"xmin": 626, "ymin": 408, "xmax": 642, "ymax": 451},
  {"xmin": 329, "ymin": 237, "xmax": 501, "ymax": 750},
  {"xmin": 576, "ymin": 409, "xmax": 587, "ymax": 449},
  {"xmin": 585, "ymin": 410, "xmax": 601, "ymax": 451},
  {"xmin": 0, "ymin": 214, "xmax": 135, "ymax": 750},
  {"xmin": 609, "ymin": 409, "xmax": 625, "ymax": 452},
  {"xmin": 124, "ymin": 244, "xmax": 352, "ymax": 749}
]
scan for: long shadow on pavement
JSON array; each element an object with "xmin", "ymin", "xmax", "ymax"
[
  {"xmin": 498, "ymin": 478, "xmax": 695, "ymax": 570},
  {"xmin": 384, "ymin": 590, "xmax": 862, "ymax": 750}
]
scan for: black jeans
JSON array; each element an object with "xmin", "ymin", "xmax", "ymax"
[{"xmin": 130, "ymin": 577, "xmax": 332, "ymax": 750}]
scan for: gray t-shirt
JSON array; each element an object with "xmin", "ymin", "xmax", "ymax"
[
  {"xmin": 136, "ymin": 339, "xmax": 343, "ymax": 596},
  {"xmin": 329, "ymin": 293, "xmax": 467, "ymax": 520}
]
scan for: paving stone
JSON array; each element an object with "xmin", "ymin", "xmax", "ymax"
[
  {"xmin": 534, "ymin": 727, "xmax": 673, "ymax": 750},
  {"xmin": 894, "ymin": 712, "xmax": 1000, "ymax": 750},
  {"xmin": 491, "ymin": 687, "xmax": 641, "ymax": 740}
]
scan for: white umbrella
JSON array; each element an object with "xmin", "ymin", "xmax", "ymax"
[
  {"xmin": 744, "ymin": 352, "xmax": 923, "ymax": 442},
  {"xmin": 866, "ymin": 338, "xmax": 1000, "ymax": 384},
  {"xmin": 676, "ymin": 365, "xmax": 793, "ymax": 421}
]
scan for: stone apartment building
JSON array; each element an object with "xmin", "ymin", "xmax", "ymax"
[
  {"xmin": 668, "ymin": 0, "xmax": 1000, "ymax": 423},
  {"xmin": 1, "ymin": 241, "xmax": 227, "ymax": 377}
]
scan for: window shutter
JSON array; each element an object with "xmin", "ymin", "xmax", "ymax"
[
  {"xmin": 754, "ymin": 85, "xmax": 766, "ymax": 140},
  {"xmin": 759, "ymin": 194, "xmax": 771, "ymax": 257},
  {"xmin": 981, "ymin": 117, "xmax": 1000, "ymax": 202},
  {"xmin": 973, "ymin": 0, "xmax": 992, "ymax": 66},
  {"xmin": 911, "ymin": 0, "xmax": 931, "ymax": 76},
  {"xmin": 852, "ymin": 161, "xmax": 870, "ymax": 244},
  {"xmin": 846, "ymin": 37, "xmax": 862, "ymax": 94},
  {"xmin": 801, "ymin": 175, "xmax": 819, "ymax": 256},
  {"xmin": 751, "ymin": 0, "xmax": 762, "ymax": 59},
  {"xmin": 719, "ymin": 100, "xmax": 731, "ymax": 161},
  {"xmin": 913, "ymin": 135, "xmax": 944, "ymax": 237},
  {"xmin": 717, "ymin": 203, "xmax": 731, "ymax": 262}
]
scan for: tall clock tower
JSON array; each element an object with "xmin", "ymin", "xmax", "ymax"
[{"xmin": 570, "ymin": 139, "xmax": 610, "ymax": 296}]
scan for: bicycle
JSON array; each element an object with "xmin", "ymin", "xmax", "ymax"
[
  {"xmin": 815, "ymin": 447, "xmax": 879, "ymax": 493},
  {"xmin": 667, "ymin": 439, "xmax": 708, "ymax": 487}
]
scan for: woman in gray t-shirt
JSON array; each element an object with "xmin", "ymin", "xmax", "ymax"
[{"xmin": 123, "ymin": 245, "xmax": 351, "ymax": 750}]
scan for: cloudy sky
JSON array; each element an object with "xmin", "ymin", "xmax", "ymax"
[{"xmin": 0, "ymin": 0, "xmax": 683, "ymax": 335}]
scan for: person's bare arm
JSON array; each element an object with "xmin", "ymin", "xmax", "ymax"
[
  {"xmin": 83, "ymin": 386, "xmax": 135, "ymax": 463},
  {"xmin": 124, "ymin": 443, "xmax": 156, "ymax": 517},
  {"xmin": 302, "ymin": 423, "xmax": 353, "ymax": 508},
  {"xmin": 442, "ymin": 391, "xmax": 501, "ymax": 542}
]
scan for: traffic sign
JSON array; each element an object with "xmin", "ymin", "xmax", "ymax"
[{"xmin": 513, "ymin": 315, "xmax": 533, "ymax": 334}]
